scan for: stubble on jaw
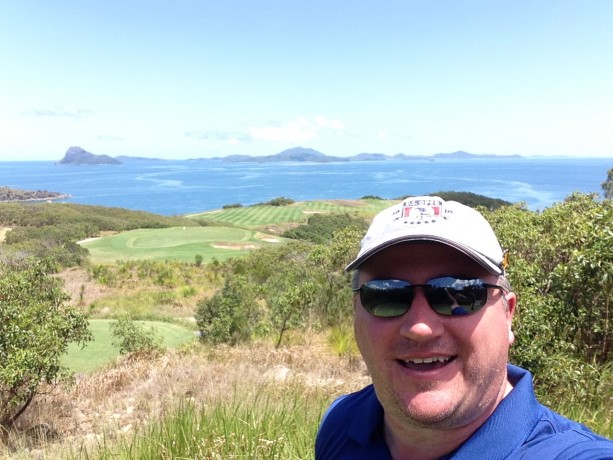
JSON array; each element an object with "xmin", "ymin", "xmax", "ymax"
[{"xmin": 373, "ymin": 354, "xmax": 510, "ymax": 430}]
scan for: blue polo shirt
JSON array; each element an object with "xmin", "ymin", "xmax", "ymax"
[{"xmin": 315, "ymin": 364, "xmax": 613, "ymax": 459}]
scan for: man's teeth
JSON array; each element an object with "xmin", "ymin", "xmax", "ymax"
[{"xmin": 406, "ymin": 357, "xmax": 451, "ymax": 364}]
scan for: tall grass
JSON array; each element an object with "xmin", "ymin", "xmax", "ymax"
[
  {"xmin": 545, "ymin": 360, "xmax": 613, "ymax": 440},
  {"xmin": 77, "ymin": 383, "xmax": 327, "ymax": 460}
]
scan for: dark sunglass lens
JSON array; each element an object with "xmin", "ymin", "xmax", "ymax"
[
  {"xmin": 360, "ymin": 280, "xmax": 413, "ymax": 318},
  {"xmin": 426, "ymin": 278, "xmax": 489, "ymax": 316}
]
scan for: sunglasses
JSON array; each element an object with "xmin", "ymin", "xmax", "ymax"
[{"xmin": 353, "ymin": 277, "xmax": 505, "ymax": 318}]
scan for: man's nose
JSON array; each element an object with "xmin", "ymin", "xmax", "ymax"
[{"xmin": 398, "ymin": 289, "xmax": 444, "ymax": 341}]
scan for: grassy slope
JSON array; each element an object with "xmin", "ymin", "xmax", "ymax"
[{"xmin": 63, "ymin": 319, "xmax": 196, "ymax": 373}]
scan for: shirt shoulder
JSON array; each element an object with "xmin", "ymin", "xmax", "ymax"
[
  {"xmin": 451, "ymin": 366, "xmax": 613, "ymax": 460},
  {"xmin": 315, "ymin": 385, "xmax": 391, "ymax": 460},
  {"xmin": 519, "ymin": 405, "xmax": 613, "ymax": 459}
]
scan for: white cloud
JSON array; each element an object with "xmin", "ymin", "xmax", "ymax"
[
  {"xmin": 24, "ymin": 106, "xmax": 91, "ymax": 119},
  {"xmin": 249, "ymin": 116, "xmax": 346, "ymax": 143},
  {"xmin": 315, "ymin": 116, "xmax": 346, "ymax": 130},
  {"xmin": 186, "ymin": 130, "xmax": 250, "ymax": 143},
  {"xmin": 97, "ymin": 134, "xmax": 124, "ymax": 141}
]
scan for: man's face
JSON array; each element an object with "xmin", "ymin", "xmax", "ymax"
[{"xmin": 354, "ymin": 242, "xmax": 516, "ymax": 431}]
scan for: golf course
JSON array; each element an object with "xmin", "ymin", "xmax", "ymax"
[
  {"xmin": 81, "ymin": 198, "xmax": 392, "ymax": 265},
  {"xmin": 66, "ymin": 198, "xmax": 392, "ymax": 374}
]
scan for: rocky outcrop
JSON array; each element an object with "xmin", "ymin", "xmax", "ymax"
[{"xmin": 58, "ymin": 147, "xmax": 122, "ymax": 165}]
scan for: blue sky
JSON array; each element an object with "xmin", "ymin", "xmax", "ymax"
[{"xmin": 1, "ymin": 1, "xmax": 612, "ymax": 160}]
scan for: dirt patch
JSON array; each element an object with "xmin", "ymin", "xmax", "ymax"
[
  {"xmin": 0, "ymin": 227, "xmax": 12, "ymax": 242},
  {"xmin": 77, "ymin": 231, "xmax": 118, "ymax": 245},
  {"xmin": 77, "ymin": 237, "xmax": 100, "ymax": 244},
  {"xmin": 324, "ymin": 199, "xmax": 367, "ymax": 207},
  {"xmin": 261, "ymin": 222, "xmax": 300, "ymax": 235}
]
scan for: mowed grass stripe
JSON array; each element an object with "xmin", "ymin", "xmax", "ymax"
[
  {"xmin": 192, "ymin": 199, "xmax": 394, "ymax": 227},
  {"xmin": 81, "ymin": 226, "xmax": 285, "ymax": 264}
]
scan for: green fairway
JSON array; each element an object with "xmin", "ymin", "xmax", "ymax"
[
  {"xmin": 62, "ymin": 319, "xmax": 196, "ymax": 374},
  {"xmin": 81, "ymin": 226, "xmax": 285, "ymax": 264},
  {"xmin": 189, "ymin": 199, "xmax": 394, "ymax": 227}
]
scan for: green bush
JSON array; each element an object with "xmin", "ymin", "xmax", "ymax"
[
  {"xmin": 109, "ymin": 316, "xmax": 163, "ymax": 355},
  {"xmin": 252, "ymin": 197, "xmax": 295, "ymax": 207},
  {"xmin": 195, "ymin": 275, "xmax": 262, "ymax": 345},
  {"xmin": 485, "ymin": 194, "xmax": 613, "ymax": 407},
  {"xmin": 602, "ymin": 167, "xmax": 613, "ymax": 199},
  {"xmin": 282, "ymin": 213, "xmax": 368, "ymax": 244}
]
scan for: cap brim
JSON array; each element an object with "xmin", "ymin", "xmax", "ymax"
[{"xmin": 345, "ymin": 236, "xmax": 502, "ymax": 275}]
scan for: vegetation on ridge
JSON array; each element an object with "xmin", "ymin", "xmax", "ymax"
[{"xmin": 0, "ymin": 186, "xmax": 68, "ymax": 202}]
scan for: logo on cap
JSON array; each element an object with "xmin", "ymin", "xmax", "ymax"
[{"xmin": 399, "ymin": 198, "xmax": 445, "ymax": 225}]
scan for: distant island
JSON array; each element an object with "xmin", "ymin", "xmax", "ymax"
[
  {"xmin": 0, "ymin": 186, "xmax": 70, "ymax": 202},
  {"xmin": 57, "ymin": 146, "xmax": 122, "ymax": 165},
  {"xmin": 212, "ymin": 147, "xmax": 523, "ymax": 163},
  {"xmin": 57, "ymin": 146, "xmax": 522, "ymax": 165}
]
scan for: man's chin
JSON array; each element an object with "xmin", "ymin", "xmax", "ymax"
[{"xmin": 395, "ymin": 390, "xmax": 465, "ymax": 428}]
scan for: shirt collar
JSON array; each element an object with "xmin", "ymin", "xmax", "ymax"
[
  {"xmin": 447, "ymin": 364, "xmax": 541, "ymax": 459},
  {"xmin": 346, "ymin": 365, "xmax": 541, "ymax": 459}
]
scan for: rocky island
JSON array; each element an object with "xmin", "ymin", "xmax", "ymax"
[{"xmin": 57, "ymin": 146, "xmax": 122, "ymax": 165}]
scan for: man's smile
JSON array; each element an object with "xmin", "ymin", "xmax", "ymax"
[{"xmin": 398, "ymin": 356, "xmax": 455, "ymax": 371}]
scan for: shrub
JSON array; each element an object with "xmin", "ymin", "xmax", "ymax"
[
  {"xmin": 486, "ymin": 194, "xmax": 613, "ymax": 407},
  {"xmin": 109, "ymin": 316, "xmax": 163, "ymax": 355},
  {"xmin": 252, "ymin": 197, "xmax": 294, "ymax": 207},
  {"xmin": 282, "ymin": 213, "xmax": 368, "ymax": 244},
  {"xmin": 195, "ymin": 276, "xmax": 262, "ymax": 345}
]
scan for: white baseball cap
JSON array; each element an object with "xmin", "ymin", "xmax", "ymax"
[{"xmin": 346, "ymin": 196, "xmax": 505, "ymax": 274}]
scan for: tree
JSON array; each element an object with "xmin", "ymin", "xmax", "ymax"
[
  {"xmin": 307, "ymin": 225, "xmax": 365, "ymax": 325},
  {"xmin": 0, "ymin": 259, "xmax": 92, "ymax": 431},
  {"xmin": 195, "ymin": 275, "xmax": 262, "ymax": 345},
  {"xmin": 602, "ymin": 167, "xmax": 613, "ymax": 199}
]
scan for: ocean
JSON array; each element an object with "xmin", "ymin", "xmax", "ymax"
[{"xmin": 0, "ymin": 157, "xmax": 611, "ymax": 216}]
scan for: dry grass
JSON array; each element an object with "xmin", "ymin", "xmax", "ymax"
[
  {"xmin": 53, "ymin": 267, "xmax": 113, "ymax": 307},
  {"xmin": 2, "ymin": 335, "xmax": 369, "ymax": 459}
]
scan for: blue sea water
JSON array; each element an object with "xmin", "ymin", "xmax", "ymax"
[{"xmin": 0, "ymin": 157, "xmax": 611, "ymax": 216}]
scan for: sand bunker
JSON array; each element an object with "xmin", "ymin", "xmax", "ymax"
[{"xmin": 212, "ymin": 243, "xmax": 258, "ymax": 250}]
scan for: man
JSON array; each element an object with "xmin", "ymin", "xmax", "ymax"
[{"xmin": 315, "ymin": 196, "xmax": 613, "ymax": 459}]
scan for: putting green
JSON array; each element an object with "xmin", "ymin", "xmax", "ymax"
[
  {"xmin": 62, "ymin": 319, "xmax": 196, "ymax": 374},
  {"xmin": 81, "ymin": 226, "xmax": 284, "ymax": 264}
]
